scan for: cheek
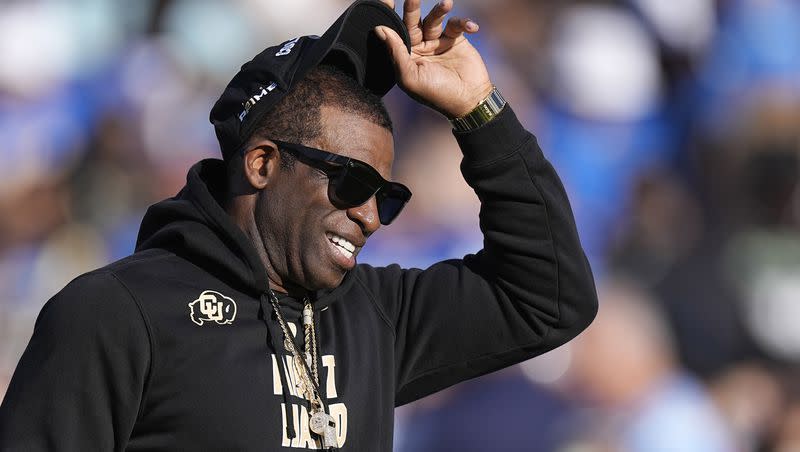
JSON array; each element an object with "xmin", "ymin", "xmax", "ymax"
[
  {"xmin": 254, "ymin": 189, "xmax": 284, "ymax": 247},
  {"xmin": 296, "ymin": 174, "xmax": 335, "ymax": 213},
  {"xmin": 274, "ymin": 174, "xmax": 333, "ymax": 236}
]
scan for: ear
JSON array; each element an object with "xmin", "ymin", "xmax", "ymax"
[{"xmin": 241, "ymin": 139, "xmax": 282, "ymax": 190}]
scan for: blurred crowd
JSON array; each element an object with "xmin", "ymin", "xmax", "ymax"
[{"xmin": 2, "ymin": 0, "xmax": 800, "ymax": 450}]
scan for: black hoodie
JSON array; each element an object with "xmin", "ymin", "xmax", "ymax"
[{"xmin": 0, "ymin": 107, "xmax": 597, "ymax": 451}]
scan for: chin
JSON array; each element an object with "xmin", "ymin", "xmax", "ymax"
[{"xmin": 303, "ymin": 269, "xmax": 347, "ymax": 292}]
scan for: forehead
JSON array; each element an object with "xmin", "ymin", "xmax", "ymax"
[{"xmin": 316, "ymin": 105, "xmax": 394, "ymax": 177}]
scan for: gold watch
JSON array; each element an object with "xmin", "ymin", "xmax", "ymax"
[{"xmin": 450, "ymin": 87, "xmax": 507, "ymax": 132}]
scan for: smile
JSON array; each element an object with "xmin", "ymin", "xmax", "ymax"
[{"xmin": 327, "ymin": 233, "xmax": 356, "ymax": 260}]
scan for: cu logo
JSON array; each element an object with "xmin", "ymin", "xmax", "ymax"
[{"xmin": 189, "ymin": 290, "xmax": 237, "ymax": 326}]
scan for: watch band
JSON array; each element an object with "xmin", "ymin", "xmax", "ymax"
[{"xmin": 450, "ymin": 87, "xmax": 507, "ymax": 132}]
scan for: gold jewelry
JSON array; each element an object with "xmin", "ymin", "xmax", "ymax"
[
  {"xmin": 450, "ymin": 86, "xmax": 507, "ymax": 132},
  {"xmin": 268, "ymin": 295, "xmax": 317, "ymax": 400},
  {"xmin": 268, "ymin": 291, "xmax": 338, "ymax": 449}
]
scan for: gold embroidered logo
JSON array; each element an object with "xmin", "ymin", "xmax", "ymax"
[{"xmin": 189, "ymin": 290, "xmax": 237, "ymax": 326}]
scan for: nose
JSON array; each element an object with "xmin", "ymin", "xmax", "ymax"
[{"xmin": 346, "ymin": 196, "xmax": 381, "ymax": 236}]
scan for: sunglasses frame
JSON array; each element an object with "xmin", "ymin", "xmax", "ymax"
[{"xmin": 271, "ymin": 140, "xmax": 412, "ymax": 225}]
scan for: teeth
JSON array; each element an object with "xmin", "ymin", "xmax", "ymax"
[
  {"xmin": 328, "ymin": 234, "xmax": 355, "ymax": 259},
  {"xmin": 329, "ymin": 234, "xmax": 355, "ymax": 252},
  {"xmin": 337, "ymin": 246, "xmax": 353, "ymax": 260}
]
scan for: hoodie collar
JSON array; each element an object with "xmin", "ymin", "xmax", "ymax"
[{"xmin": 135, "ymin": 158, "xmax": 354, "ymax": 314}]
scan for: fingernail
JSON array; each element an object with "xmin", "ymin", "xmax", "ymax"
[
  {"xmin": 374, "ymin": 26, "xmax": 387, "ymax": 40},
  {"xmin": 466, "ymin": 20, "xmax": 478, "ymax": 30}
]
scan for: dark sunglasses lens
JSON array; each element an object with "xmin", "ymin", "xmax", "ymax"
[
  {"xmin": 330, "ymin": 163, "xmax": 381, "ymax": 207},
  {"xmin": 329, "ymin": 161, "xmax": 411, "ymax": 225},
  {"xmin": 376, "ymin": 184, "xmax": 411, "ymax": 225}
]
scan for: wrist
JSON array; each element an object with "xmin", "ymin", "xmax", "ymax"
[
  {"xmin": 448, "ymin": 83, "xmax": 495, "ymax": 118},
  {"xmin": 449, "ymin": 86, "xmax": 507, "ymax": 133}
]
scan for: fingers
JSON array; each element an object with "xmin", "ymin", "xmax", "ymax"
[
  {"xmin": 378, "ymin": 0, "xmax": 395, "ymax": 9},
  {"xmin": 402, "ymin": 0, "xmax": 423, "ymax": 44},
  {"xmin": 421, "ymin": 0, "xmax": 452, "ymax": 41},
  {"xmin": 442, "ymin": 16, "xmax": 478, "ymax": 40},
  {"xmin": 375, "ymin": 26, "xmax": 418, "ymax": 88},
  {"xmin": 403, "ymin": 0, "xmax": 478, "ymax": 45}
]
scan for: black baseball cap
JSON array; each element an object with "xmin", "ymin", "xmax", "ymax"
[{"xmin": 210, "ymin": 0, "xmax": 411, "ymax": 160}]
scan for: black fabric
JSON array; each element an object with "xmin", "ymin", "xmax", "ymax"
[
  {"xmin": 260, "ymin": 293, "xmax": 296, "ymax": 440},
  {"xmin": 210, "ymin": 0, "xmax": 411, "ymax": 160},
  {"xmin": 0, "ymin": 106, "xmax": 598, "ymax": 451}
]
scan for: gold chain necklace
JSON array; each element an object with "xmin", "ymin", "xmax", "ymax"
[{"xmin": 267, "ymin": 290, "xmax": 338, "ymax": 449}]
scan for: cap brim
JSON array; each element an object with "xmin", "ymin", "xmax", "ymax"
[{"xmin": 304, "ymin": 0, "xmax": 411, "ymax": 96}]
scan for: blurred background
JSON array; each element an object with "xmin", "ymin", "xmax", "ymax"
[{"xmin": 1, "ymin": 0, "xmax": 799, "ymax": 450}]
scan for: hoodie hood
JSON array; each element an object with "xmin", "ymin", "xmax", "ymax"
[{"xmin": 135, "ymin": 158, "xmax": 354, "ymax": 314}]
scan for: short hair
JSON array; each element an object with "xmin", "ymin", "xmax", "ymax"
[{"xmin": 249, "ymin": 63, "xmax": 393, "ymax": 169}]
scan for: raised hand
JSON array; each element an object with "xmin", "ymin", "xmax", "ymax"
[{"xmin": 376, "ymin": 0, "xmax": 493, "ymax": 119}]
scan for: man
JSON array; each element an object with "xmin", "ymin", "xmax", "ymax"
[{"xmin": 0, "ymin": 0, "xmax": 597, "ymax": 450}]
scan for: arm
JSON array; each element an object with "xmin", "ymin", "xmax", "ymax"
[
  {"xmin": 362, "ymin": 104, "xmax": 597, "ymax": 404},
  {"xmin": 371, "ymin": 0, "xmax": 597, "ymax": 404},
  {"xmin": 0, "ymin": 272, "xmax": 151, "ymax": 451}
]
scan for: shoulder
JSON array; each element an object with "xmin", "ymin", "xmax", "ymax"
[
  {"xmin": 39, "ymin": 270, "xmax": 137, "ymax": 330},
  {"xmin": 351, "ymin": 261, "xmax": 441, "ymax": 307},
  {"xmin": 353, "ymin": 259, "xmax": 470, "ymax": 289},
  {"xmin": 53, "ymin": 249, "xmax": 172, "ymax": 304},
  {"xmin": 352, "ymin": 262, "xmax": 426, "ymax": 294},
  {"xmin": 37, "ymin": 251, "xmax": 172, "ymax": 335},
  {"xmin": 353, "ymin": 262, "xmax": 404, "ymax": 284},
  {"xmin": 20, "ymin": 266, "xmax": 153, "ymax": 376}
]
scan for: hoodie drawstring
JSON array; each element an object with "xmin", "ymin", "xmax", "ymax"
[{"xmin": 259, "ymin": 293, "xmax": 296, "ymax": 440}]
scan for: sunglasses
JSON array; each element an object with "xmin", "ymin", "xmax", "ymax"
[{"xmin": 272, "ymin": 140, "xmax": 412, "ymax": 225}]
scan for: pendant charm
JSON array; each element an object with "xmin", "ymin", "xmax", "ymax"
[
  {"xmin": 309, "ymin": 411, "xmax": 331, "ymax": 435},
  {"xmin": 309, "ymin": 411, "xmax": 338, "ymax": 448},
  {"xmin": 322, "ymin": 424, "xmax": 338, "ymax": 449}
]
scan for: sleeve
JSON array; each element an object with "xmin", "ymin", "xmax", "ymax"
[
  {"xmin": 366, "ymin": 106, "xmax": 598, "ymax": 406},
  {"xmin": 0, "ymin": 271, "xmax": 152, "ymax": 452}
]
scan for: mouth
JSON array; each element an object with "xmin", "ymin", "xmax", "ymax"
[{"xmin": 326, "ymin": 232, "xmax": 360, "ymax": 268}]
